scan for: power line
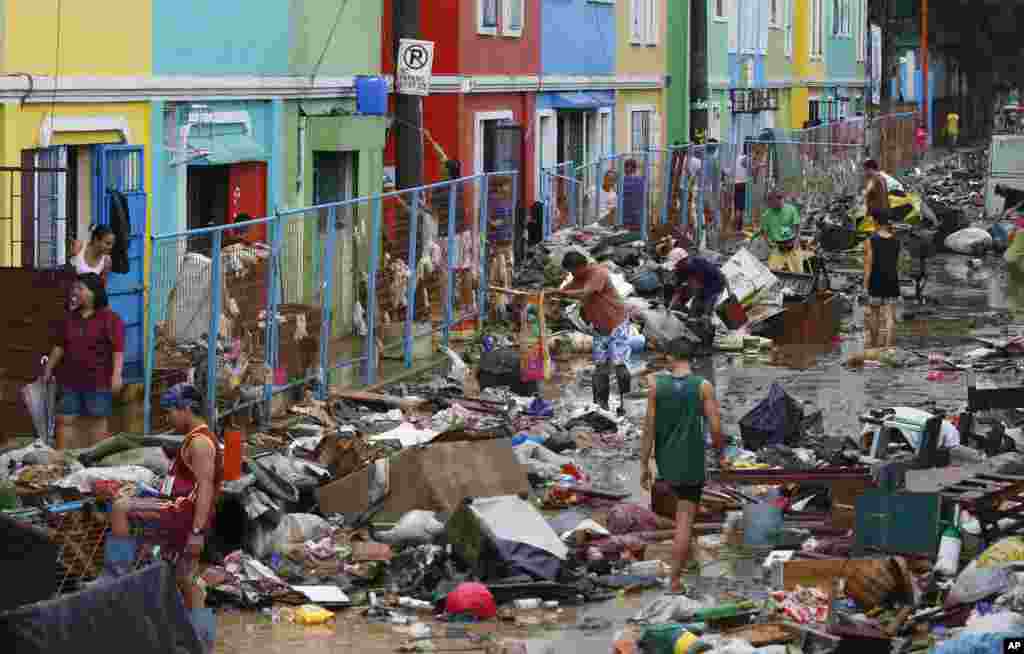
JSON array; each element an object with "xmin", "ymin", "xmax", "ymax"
[
  {"xmin": 311, "ymin": 0, "xmax": 351, "ymax": 85},
  {"xmin": 51, "ymin": 0, "xmax": 63, "ymax": 131}
]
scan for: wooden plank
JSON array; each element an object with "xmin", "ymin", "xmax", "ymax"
[
  {"xmin": 332, "ymin": 390, "xmax": 431, "ymax": 413},
  {"xmin": 781, "ymin": 558, "xmax": 887, "ymax": 591}
]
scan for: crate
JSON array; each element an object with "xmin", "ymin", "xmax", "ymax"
[
  {"xmin": 8, "ymin": 500, "xmax": 110, "ymax": 595},
  {"xmin": 774, "ymin": 272, "xmax": 816, "ymax": 299}
]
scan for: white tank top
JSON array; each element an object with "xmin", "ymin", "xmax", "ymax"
[{"xmin": 70, "ymin": 251, "xmax": 109, "ymax": 276}]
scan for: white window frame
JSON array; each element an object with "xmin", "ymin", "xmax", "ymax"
[
  {"xmin": 627, "ymin": 104, "xmax": 657, "ymax": 152},
  {"xmin": 784, "ymin": 0, "xmax": 793, "ymax": 57},
  {"xmin": 811, "ymin": 0, "xmax": 824, "ymax": 60},
  {"xmin": 832, "ymin": 0, "xmax": 840, "ymax": 36},
  {"xmin": 714, "ymin": 0, "xmax": 728, "ymax": 22},
  {"xmin": 477, "ymin": 0, "xmax": 498, "ymax": 35},
  {"xmin": 856, "ymin": 0, "xmax": 866, "ymax": 61},
  {"xmin": 474, "ymin": 110, "xmax": 514, "ymax": 213},
  {"xmin": 502, "ymin": 0, "xmax": 524, "ymax": 37},
  {"xmin": 742, "ymin": 0, "xmax": 756, "ymax": 54},
  {"xmin": 598, "ymin": 107, "xmax": 614, "ymax": 158},
  {"xmin": 844, "ymin": 0, "xmax": 852, "ymax": 37},
  {"xmin": 535, "ymin": 109, "xmax": 556, "ymax": 204},
  {"xmin": 727, "ymin": 0, "xmax": 738, "ymax": 52},
  {"xmin": 769, "ymin": 0, "xmax": 780, "ymax": 28},
  {"xmin": 629, "ymin": 0, "xmax": 658, "ymax": 46},
  {"xmin": 759, "ymin": 0, "xmax": 769, "ymax": 52}
]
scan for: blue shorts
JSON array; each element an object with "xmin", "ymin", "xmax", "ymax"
[
  {"xmin": 58, "ymin": 388, "xmax": 113, "ymax": 418},
  {"xmin": 593, "ymin": 322, "xmax": 632, "ymax": 366}
]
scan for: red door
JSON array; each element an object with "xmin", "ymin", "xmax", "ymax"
[{"xmin": 228, "ymin": 162, "xmax": 268, "ymax": 243}]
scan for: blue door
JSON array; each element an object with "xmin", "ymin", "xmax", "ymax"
[{"xmin": 93, "ymin": 144, "xmax": 146, "ymax": 383}]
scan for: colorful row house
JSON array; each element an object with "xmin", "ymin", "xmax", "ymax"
[
  {"xmin": 0, "ymin": 0, "xmax": 388, "ymax": 384},
  {"xmin": 382, "ymin": 0, "xmax": 668, "ymax": 207},
  {"xmin": 681, "ymin": 0, "xmax": 867, "ymax": 143}
]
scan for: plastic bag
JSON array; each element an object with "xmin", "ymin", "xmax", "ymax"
[
  {"xmin": 272, "ymin": 513, "xmax": 331, "ymax": 550},
  {"xmin": 739, "ymin": 382, "xmax": 805, "ymax": 450},
  {"xmin": 97, "ymin": 447, "xmax": 171, "ymax": 476},
  {"xmin": 639, "ymin": 309, "xmax": 690, "ymax": 350},
  {"xmin": 55, "ymin": 465, "xmax": 157, "ymax": 493},
  {"xmin": 977, "ymin": 537, "xmax": 1024, "ymax": 567},
  {"xmin": 963, "ymin": 610, "xmax": 1024, "ymax": 634},
  {"xmin": 934, "ymin": 633, "xmax": 1024, "ymax": 654},
  {"xmin": 21, "ymin": 377, "xmax": 56, "ymax": 445},
  {"xmin": 374, "ymin": 510, "xmax": 445, "ymax": 546},
  {"xmin": 520, "ymin": 292, "xmax": 552, "ymax": 382},
  {"xmin": 946, "ymin": 562, "xmax": 1015, "ymax": 607},
  {"xmin": 945, "ymin": 228, "xmax": 993, "ymax": 255},
  {"xmin": 441, "ymin": 346, "xmax": 468, "ymax": 382}
]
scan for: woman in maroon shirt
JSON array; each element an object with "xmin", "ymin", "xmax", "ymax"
[{"xmin": 43, "ymin": 273, "xmax": 125, "ymax": 450}]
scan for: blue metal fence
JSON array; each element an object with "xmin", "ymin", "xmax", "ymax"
[{"xmin": 143, "ymin": 170, "xmax": 518, "ymax": 433}]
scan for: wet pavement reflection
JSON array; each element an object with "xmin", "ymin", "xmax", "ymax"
[{"xmin": 214, "ymin": 253, "xmax": 1022, "ymax": 654}]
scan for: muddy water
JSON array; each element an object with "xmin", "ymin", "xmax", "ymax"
[{"xmin": 214, "ymin": 253, "xmax": 1022, "ymax": 653}]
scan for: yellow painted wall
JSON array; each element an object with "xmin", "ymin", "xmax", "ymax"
[
  {"xmin": 615, "ymin": 90, "xmax": 665, "ymax": 153},
  {"xmin": 4, "ymin": 1, "xmax": 153, "ymax": 75},
  {"xmin": 616, "ymin": 0, "xmax": 667, "ymax": 76},
  {"xmin": 0, "ymin": 103, "xmax": 151, "ymax": 268},
  {"xmin": 790, "ymin": 87, "xmax": 810, "ymax": 129}
]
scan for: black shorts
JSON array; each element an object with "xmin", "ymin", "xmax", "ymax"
[
  {"xmin": 670, "ymin": 483, "xmax": 704, "ymax": 505},
  {"xmin": 734, "ymin": 183, "xmax": 747, "ymax": 211}
]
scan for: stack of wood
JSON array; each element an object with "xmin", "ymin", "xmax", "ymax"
[{"xmin": 0, "ymin": 268, "xmax": 75, "ymax": 435}]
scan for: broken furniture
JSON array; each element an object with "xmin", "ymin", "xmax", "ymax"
[
  {"xmin": 960, "ymin": 370, "xmax": 1024, "ymax": 456},
  {"xmin": 936, "ymin": 472, "xmax": 1024, "ymax": 547}
]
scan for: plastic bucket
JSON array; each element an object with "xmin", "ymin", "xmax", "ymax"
[
  {"xmin": 743, "ymin": 503, "xmax": 783, "ymax": 547},
  {"xmin": 223, "ymin": 430, "xmax": 243, "ymax": 482}
]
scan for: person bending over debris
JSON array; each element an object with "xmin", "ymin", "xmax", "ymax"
[
  {"xmin": 640, "ymin": 338, "xmax": 724, "ymax": 593},
  {"xmin": 550, "ymin": 251, "xmax": 632, "ymax": 415},
  {"xmin": 862, "ymin": 159, "xmax": 890, "ymax": 217},
  {"xmin": 668, "ymin": 250, "xmax": 725, "ymax": 348},
  {"xmin": 106, "ymin": 383, "xmax": 223, "ymax": 649},
  {"xmin": 863, "ymin": 208, "xmax": 902, "ymax": 349}
]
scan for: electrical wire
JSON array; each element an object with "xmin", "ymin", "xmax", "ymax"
[
  {"xmin": 50, "ymin": 0, "xmax": 63, "ymax": 132},
  {"xmin": 310, "ymin": 0, "xmax": 351, "ymax": 85}
]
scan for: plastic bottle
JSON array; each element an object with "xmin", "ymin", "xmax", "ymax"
[{"xmin": 936, "ymin": 524, "xmax": 963, "ymax": 576}]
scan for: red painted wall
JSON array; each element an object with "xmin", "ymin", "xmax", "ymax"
[
  {"xmin": 459, "ymin": 93, "xmax": 536, "ymax": 209},
  {"xmin": 381, "ymin": 0, "xmax": 460, "ymax": 76},
  {"xmin": 457, "ymin": 0, "xmax": 541, "ymax": 76}
]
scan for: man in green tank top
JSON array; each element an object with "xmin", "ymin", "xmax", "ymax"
[{"xmin": 640, "ymin": 338, "xmax": 723, "ymax": 592}]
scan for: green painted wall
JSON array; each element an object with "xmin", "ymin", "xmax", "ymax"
[
  {"xmin": 667, "ymin": 0, "xmax": 690, "ymax": 144},
  {"xmin": 288, "ymin": 0, "xmax": 382, "ymax": 76},
  {"xmin": 281, "ymin": 100, "xmax": 386, "ymax": 384}
]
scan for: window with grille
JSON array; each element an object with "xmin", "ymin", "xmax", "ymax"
[
  {"xmin": 479, "ymin": 0, "xmax": 498, "ymax": 34},
  {"xmin": 630, "ymin": 0, "xmax": 658, "ymax": 45},
  {"xmin": 630, "ymin": 110, "xmax": 652, "ymax": 152},
  {"xmin": 785, "ymin": 0, "xmax": 793, "ymax": 56},
  {"xmin": 503, "ymin": 0, "xmax": 523, "ymax": 37},
  {"xmin": 770, "ymin": 0, "xmax": 779, "ymax": 26}
]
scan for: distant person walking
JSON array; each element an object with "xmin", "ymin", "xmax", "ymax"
[
  {"xmin": 863, "ymin": 209, "xmax": 902, "ymax": 349},
  {"xmin": 915, "ymin": 123, "xmax": 928, "ymax": 165},
  {"xmin": 946, "ymin": 112, "xmax": 960, "ymax": 149}
]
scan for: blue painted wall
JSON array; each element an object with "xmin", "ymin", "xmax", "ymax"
[
  {"xmin": 154, "ymin": 100, "xmax": 275, "ymax": 236},
  {"xmin": 153, "ymin": 0, "xmax": 290, "ymax": 75},
  {"xmin": 541, "ymin": 0, "xmax": 615, "ymax": 75}
]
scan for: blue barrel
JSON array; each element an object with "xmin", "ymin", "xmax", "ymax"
[{"xmin": 356, "ymin": 76, "xmax": 388, "ymax": 116}]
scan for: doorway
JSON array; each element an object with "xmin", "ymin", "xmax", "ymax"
[{"xmin": 186, "ymin": 166, "xmax": 229, "ymax": 255}]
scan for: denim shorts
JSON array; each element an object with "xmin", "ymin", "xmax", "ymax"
[{"xmin": 57, "ymin": 388, "xmax": 113, "ymax": 418}]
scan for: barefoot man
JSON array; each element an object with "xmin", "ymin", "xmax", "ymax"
[{"xmin": 640, "ymin": 338, "xmax": 724, "ymax": 592}]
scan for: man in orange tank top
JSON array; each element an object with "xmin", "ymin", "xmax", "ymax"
[{"xmin": 105, "ymin": 383, "xmax": 222, "ymax": 649}]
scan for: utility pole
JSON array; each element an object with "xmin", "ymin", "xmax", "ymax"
[
  {"xmin": 394, "ymin": 0, "xmax": 424, "ymax": 191},
  {"xmin": 690, "ymin": 0, "xmax": 709, "ymax": 142},
  {"xmin": 920, "ymin": 0, "xmax": 928, "ymax": 138}
]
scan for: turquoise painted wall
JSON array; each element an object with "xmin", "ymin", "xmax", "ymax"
[
  {"xmin": 153, "ymin": 0, "xmax": 291, "ymax": 75},
  {"xmin": 824, "ymin": 1, "xmax": 858, "ymax": 84},
  {"xmin": 667, "ymin": 0, "xmax": 689, "ymax": 144}
]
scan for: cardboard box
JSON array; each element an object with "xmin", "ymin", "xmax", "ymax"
[{"xmin": 316, "ymin": 436, "xmax": 529, "ymax": 519}]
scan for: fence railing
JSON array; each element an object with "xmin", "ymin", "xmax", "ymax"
[
  {"xmin": 541, "ymin": 138, "xmax": 865, "ymax": 251},
  {"xmin": 143, "ymin": 170, "xmax": 519, "ymax": 433},
  {"xmin": 875, "ymin": 112, "xmax": 919, "ymax": 173}
]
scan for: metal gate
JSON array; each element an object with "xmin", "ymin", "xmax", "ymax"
[{"xmin": 94, "ymin": 144, "xmax": 146, "ymax": 383}]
